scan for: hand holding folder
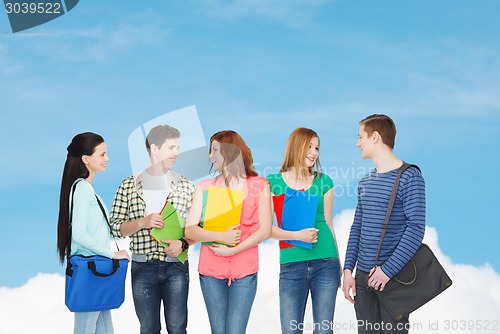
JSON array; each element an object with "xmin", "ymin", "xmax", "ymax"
[
  {"xmin": 274, "ymin": 188, "xmax": 319, "ymax": 249},
  {"xmin": 202, "ymin": 186, "xmax": 244, "ymax": 246},
  {"xmin": 151, "ymin": 201, "xmax": 188, "ymax": 263}
]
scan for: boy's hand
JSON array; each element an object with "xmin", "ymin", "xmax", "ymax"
[
  {"xmin": 368, "ymin": 266, "xmax": 390, "ymax": 291},
  {"xmin": 342, "ymin": 269, "xmax": 356, "ymax": 304},
  {"xmin": 162, "ymin": 240, "xmax": 182, "ymax": 257},
  {"xmin": 141, "ymin": 213, "xmax": 164, "ymax": 229}
]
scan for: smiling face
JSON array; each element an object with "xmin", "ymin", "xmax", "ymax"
[
  {"xmin": 356, "ymin": 125, "xmax": 373, "ymax": 160},
  {"xmin": 209, "ymin": 140, "xmax": 224, "ymax": 171},
  {"xmin": 82, "ymin": 142, "xmax": 109, "ymax": 174},
  {"xmin": 153, "ymin": 137, "xmax": 179, "ymax": 170},
  {"xmin": 304, "ymin": 136, "xmax": 319, "ymax": 168}
]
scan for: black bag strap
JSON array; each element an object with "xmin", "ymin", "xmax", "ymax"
[
  {"xmin": 66, "ymin": 179, "xmax": 82, "ymax": 261},
  {"xmin": 67, "ymin": 179, "xmax": 119, "ymax": 263},
  {"xmin": 94, "ymin": 193, "xmax": 120, "ymax": 251},
  {"xmin": 374, "ymin": 163, "xmax": 421, "ymax": 265},
  {"xmin": 87, "ymin": 258, "xmax": 121, "ymax": 277}
]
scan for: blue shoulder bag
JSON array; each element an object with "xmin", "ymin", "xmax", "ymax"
[{"xmin": 65, "ymin": 180, "xmax": 129, "ymax": 312}]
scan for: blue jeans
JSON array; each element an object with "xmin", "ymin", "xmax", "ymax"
[
  {"xmin": 354, "ymin": 270, "xmax": 409, "ymax": 334},
  {"xmin": 74, "ymin": 311, "xmax": 114, "ymax": 334},
  {"xmin": 279, "ymin": 258, "xmax": 340, "ymax": 334},
  {"xmin": 199, "ymin": 273, "xmax": 257, "ymax": 334},
  {"xmin": 131, "ymin": 260, "xmax": 189, "ymax": 334}
]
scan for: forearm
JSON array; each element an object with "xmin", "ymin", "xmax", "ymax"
[
  {"xmin": 72, "ymin": 231, "xmax": 114, "ymax": 258},
  {"xmin": 232, "ymin": 225, "xmax": 270, "ymax": 255},
  {"xmin": 344, "ymin": 204, "xmax": 362, "ymax": 271},
  {"xmin": 381, "ymin": 220, "xmax": 425, "ymax": 277},
  {"xmin": 271, "ymin": 225, "xmax": 302, "ymax": 241},
  {"xmin": 119, "ymin": 218, "xmax": 146, "ymax": 237},
  {"xmin": 185, "ymin": 225, "xmax": 225, "ymax": 243},
  {"xmin": 183, "ymin": 237, "xmax": 196, "ymax": 246},
  {"xmin": 381, "ymin": 172, "xmax": 426, "ymax": 277},
  {"xmin": 344, "ymin": 237, "xmax": 360, "ymax": 272}
]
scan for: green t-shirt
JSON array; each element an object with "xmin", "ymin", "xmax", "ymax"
[{"xmin": 266, "ymin": 172, "xmax": 339, "ymax": 264}]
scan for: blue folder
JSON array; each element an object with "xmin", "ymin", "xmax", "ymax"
[{"xmin": 281, "ymin": 188, "xmax": 319, "ymax": 249}]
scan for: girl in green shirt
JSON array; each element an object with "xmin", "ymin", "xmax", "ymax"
[{"xmin": 267, "ymin": 127, "xmax": 341, "ymax": 334}]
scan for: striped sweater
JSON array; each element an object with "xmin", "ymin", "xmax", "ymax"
[{"xmin": 344, "ymin": 165, "xmax": 426, "ymax": 278}]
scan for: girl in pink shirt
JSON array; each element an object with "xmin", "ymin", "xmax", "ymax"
[{"xmin": 185, "ymin": 130, "xmax": 272, "ymax": 334}]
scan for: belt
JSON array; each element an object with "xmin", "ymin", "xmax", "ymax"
[{"xmin": 131, "ymin": 253, "xmax": 182, "ymax": 263}]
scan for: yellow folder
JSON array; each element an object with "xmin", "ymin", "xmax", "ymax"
[
  {"xmin": 202, "ymin": 186, "xmax": 244, "ymax": 246},
  {"xmin": 151, "ymin": 201, "xmax": 188, "ymax": 263}
]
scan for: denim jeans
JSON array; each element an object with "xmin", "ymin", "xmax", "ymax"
[
  {"xmin": 354, "ymin": 270, "xmax": 409, "ymax": 334},
  {"xmin": 74, "ymin": 311, "xmax": 114, "ymax": 334},
  {"xmin": 199, "ymin": 273, "xmax": 257, "ymax": 334},
  {"xmin": 279, "ymin": 258, "xmax": 340, "ymax": 334},
  {"xmin": 131, "ymin": 260, "xmax": 189, "ymax": 334}
]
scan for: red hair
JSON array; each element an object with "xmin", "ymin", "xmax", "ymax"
[{"xmin": 209, "ymin": 130, "xmax": 258, "ymax": 185}]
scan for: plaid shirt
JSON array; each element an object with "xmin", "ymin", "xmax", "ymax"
[{"xmin": 110, "ymin": 170, "xmax": 196, "ymax": 262}]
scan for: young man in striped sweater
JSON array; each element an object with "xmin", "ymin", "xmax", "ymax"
[{"xmin": 342, "ymin": 114, "xmax": 426, "ymax": 334}]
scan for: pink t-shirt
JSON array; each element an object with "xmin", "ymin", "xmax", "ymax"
[{"xmin": 198, "ymin": 176, "xmax": 269, "ymax": 285}]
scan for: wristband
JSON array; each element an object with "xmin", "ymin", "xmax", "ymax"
[{"xmin": 179, "ymin": 238, "xmax": 189, "ymax": 251}]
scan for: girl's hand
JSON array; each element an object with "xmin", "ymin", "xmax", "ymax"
[
  {"xmin": 295, "ymin": 228, "xmax": 318, "ymax": 243},
  {"xmin": 221, "ymin": 224, "xmax": 241, "ymax": 245},
  {"xmin": 209, "ymin": 244, "xmax": 235, "ymax": 257}
]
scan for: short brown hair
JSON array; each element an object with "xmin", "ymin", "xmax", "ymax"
[
  {"xmin": 145, "ymin": 125, "xmax": 180, "ymax": 155},
  {"xmin": 360, "ymin": 114, "xmax": 396, "ymax": 149}
]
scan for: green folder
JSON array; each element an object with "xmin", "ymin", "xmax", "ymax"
[{"xmin": 151, "ymin": 201, "xmax": 188, "ymax": 263}]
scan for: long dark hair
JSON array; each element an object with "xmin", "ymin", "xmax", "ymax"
[{"xmin": 57, "ymin": 132, "xmax": 104, "ymax": 264}]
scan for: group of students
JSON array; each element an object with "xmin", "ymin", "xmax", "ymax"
[{"xmin": 56, "ymin": 114, "xmax": 426, "ymax": 334}]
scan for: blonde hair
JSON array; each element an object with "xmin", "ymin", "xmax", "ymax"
[{"xmin": 279, "ymin": 127, "xmax": 322, "ymax": 180}]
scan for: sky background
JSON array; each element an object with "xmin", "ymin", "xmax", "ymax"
[{"xmin": 1, "ymin": 0, "xmax": 499, "ymax": 331}]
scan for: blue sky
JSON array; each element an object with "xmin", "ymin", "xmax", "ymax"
[{"xmin": 1, "ymin": 0, "xmax": 499, "ymax": 288}]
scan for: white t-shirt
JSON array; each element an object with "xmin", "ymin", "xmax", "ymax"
[{"xmin": 142, "ymin": 170, "xmax": 173, "ymax": 215}]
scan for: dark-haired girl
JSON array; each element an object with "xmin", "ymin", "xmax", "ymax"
[{"xmin": 57, "ymin": 132, "xmax": 129, "ymax": 334}]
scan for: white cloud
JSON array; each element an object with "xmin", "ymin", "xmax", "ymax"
[{"xmin": 1, "ymin": 210, "xmax": 499, "ymax": 333}]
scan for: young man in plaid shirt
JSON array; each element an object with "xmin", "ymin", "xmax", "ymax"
[{"xmin": 110, "ymin": 125, "xmax": 195, "ymax": 334}]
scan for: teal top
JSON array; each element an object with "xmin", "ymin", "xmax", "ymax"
[
  {"xmin": 70, "ymin": 179, "xmax": 114, "ymax": 258},
  {"xmin": 267, "ymin": 173, "xmax": 339, "ymax": 264}
]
